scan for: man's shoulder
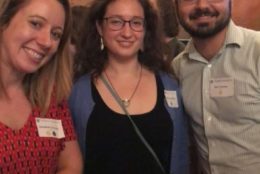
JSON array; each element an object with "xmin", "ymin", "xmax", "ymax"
[
  {"xmin": 237, "ymin": 24, "xmax": 260, "ymax": 34},
  {"xmin": 235, "ymin": 25, "xmax": 260, "ymax": 54},
  {"xmin": 236, "ymin": 24, "xmax": 260, "ymax": 42},
  {"xmin": 171, "ymin": 51, "xmax": 188, "ymax": 80},
  {"xmin": 172, "ymin": 50, "xmax": 188, "ymax": 68}
]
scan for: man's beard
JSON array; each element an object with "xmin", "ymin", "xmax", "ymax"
[{"xmin": 178, "ymin": 4, "xmax": 231, "ymax": 38}]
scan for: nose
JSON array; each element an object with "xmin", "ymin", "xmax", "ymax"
[
  {"xmin": 36, "ymin": 29, "xmax": 52, "ymax": 50},
  {"xmin": 120, "ymin": 22, "xmax": 133, "ymax": 37},
  {"xmin": 196, "ymin": 0, "xmax": 210, "ymax": 8}
]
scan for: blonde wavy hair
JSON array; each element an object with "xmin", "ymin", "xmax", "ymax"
[{"xmin": 0, "ymin": 0, "xmax": 72, "ymax": 113}]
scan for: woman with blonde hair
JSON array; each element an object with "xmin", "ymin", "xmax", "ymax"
[{"xmin": 0, "ymin": 0, "xmax": 82, "ymax": 173}]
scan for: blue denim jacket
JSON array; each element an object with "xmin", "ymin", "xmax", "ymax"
[{"xmin": 69, "ymin": 72, "xmax": 189, "ymax": 174}]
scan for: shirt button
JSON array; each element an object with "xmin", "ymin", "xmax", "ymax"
[
  {"xmin": 207, "ymin": 116, "xmax": 212, "ymax": 121},
  {"xmin": 207, "ymin": 64, "xmax": 212, "ymax": 68}
]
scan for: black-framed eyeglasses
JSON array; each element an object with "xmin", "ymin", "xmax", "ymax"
[{"xmin": 103, "ymin": 16, "xmax": 145, "ymax": 32}]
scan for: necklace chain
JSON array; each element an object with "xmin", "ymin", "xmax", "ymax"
[{"xmin": 104, "ymin": 65, "xmax": 142, "ymax": 107}]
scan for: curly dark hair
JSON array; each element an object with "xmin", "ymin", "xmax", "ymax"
[
  {"xmin": 71, "ymin": 5, "xmax": 89, "ymax": 50},
  {"xmin": 74, "ymin": 0, "xmax": 171, "ymax": 79},
  {"xmin": 156, "ymin": 0, "xmax": 179, "ymax": 37}
]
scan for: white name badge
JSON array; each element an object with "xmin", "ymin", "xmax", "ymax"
[
  {"xmin": 164, "ymin": 90, "xmax": 179, "ymax": 108},
  {"xmin": 210, "ymin": 77, "xmax": 234, "ymax": 97},
  {"xmin": 35, "ymin": 118, "xmax": 65, "ymax": 139}
]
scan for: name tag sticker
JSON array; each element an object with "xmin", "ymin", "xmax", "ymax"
[
  {"xmin": 210, "ymin": 77, "xmax": 234, "ymax": 97},
  {"xmin": 164, "ymin": 90, "xmax": 179, "ymax": 108},
  {"xmin": 35, "ymin": 118, "xmax": 65, "ymax": 139}
]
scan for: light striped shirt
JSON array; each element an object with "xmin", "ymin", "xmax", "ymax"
[{"xmin": 172, "ymin": 20, "xmax": 260, "ymax": 174}]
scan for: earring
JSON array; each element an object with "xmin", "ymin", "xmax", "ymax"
[{"xmin": 100, "ymin": 37, "xmax": 104, "ymax": 50}]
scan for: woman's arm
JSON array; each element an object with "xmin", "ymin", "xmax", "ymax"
[{"xmin": 57, "ymin": 140, "xmax": 83, "ymax": 174}]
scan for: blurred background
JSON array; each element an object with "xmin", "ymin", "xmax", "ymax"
[{"xmin": 69, "ymin": 0, "xmax": 260, "ymax": 39}]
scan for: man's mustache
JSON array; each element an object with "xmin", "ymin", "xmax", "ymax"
[{"xmin": 190, "ymin": 8, "xmax": 219, "ymax": 20}]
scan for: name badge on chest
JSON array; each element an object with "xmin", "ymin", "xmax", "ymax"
[
  {"xmin": 210, "ymin": 77, "xmax": 234, "ymax": 97},
  {"xmin": 35, "ymin": 118, "xmax": 65, "ymax": 138},
  {"xmin": 164, "ymin": 90, "xmax": 179, "ymax": 108}
]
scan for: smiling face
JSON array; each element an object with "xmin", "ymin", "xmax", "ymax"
[
  {"xmin": 1, "ymin": 0, "xmax": 65, "ymax": 74},
  {"xmin": 176, "ymin": 0, "xmax": 231, "ymax": 38},
  {"xmin": 97, "ymin": 0, "xmax": 145, "ymax": 61}
]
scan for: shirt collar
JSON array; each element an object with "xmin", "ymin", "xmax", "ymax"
[{"xmin": 224, "ymin": 20, "xmax": 243, "ymax": 47}]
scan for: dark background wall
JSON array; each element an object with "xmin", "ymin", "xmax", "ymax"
[{"xmin": 70, "ymin": 0, "xmax": 260, "ymax": 38}]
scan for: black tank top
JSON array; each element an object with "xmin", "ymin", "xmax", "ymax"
[{"xmin": 85, "ymin": 74, "xmax": 173, "ymax": 174}]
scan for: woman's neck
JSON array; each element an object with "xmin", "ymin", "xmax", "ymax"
[{"xmin": 105, "ymin": 58, "xmax": 141, "ymax": 76}]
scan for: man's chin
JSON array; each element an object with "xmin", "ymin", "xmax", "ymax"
[
  {"xmin": 182, "ymin": 19, "xmax": 230, "ymax": 39},
  {"xmin": 189, "ymin": 29, "xmax": 221, "ymax": 39}
]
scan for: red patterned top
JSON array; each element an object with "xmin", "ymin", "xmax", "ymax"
[{"xmin": 0, "ymin": 100, "xmax": 76, "ymax": 174}]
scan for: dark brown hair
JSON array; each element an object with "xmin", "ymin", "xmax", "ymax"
[
  {"xmin": 156, "ymin": 0, "xmax": 179, "ymax": 37},
  {"xmin": 74, "ymin": 0, "xmax": 170, "ymax": 79}
]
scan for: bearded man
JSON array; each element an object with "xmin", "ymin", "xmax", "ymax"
[{"xmin": 172, "ymin": 0, "xmax": 260, "ymax": 174}]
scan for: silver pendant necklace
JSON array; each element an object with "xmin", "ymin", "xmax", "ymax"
[{"xmin": 104, "ymin": 65, "xmax": 142, "ymax": 107}]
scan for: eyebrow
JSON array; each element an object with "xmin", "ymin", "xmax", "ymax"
[
  {"xmin": 28, "ymin": 15, "xmax": 64, "ymax": 31},
  {"xmin": 106, "ymin": 15, "xmax": 144, "ymax": 19}
]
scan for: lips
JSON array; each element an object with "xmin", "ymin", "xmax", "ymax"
[
  {"xmin": 190, "ymin": 9, "xmax": 218, "ymax": 20},
  {"xmin": 24, "ymin": 47, "xmax": 45, "ymax": 61},
  {"xmin": 193, "ymin": 15, "xmax": 214, "ymax": 23},
  {"xmin": 118, "ymin": 41, "xmax": 134, "ymax": 47}
]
